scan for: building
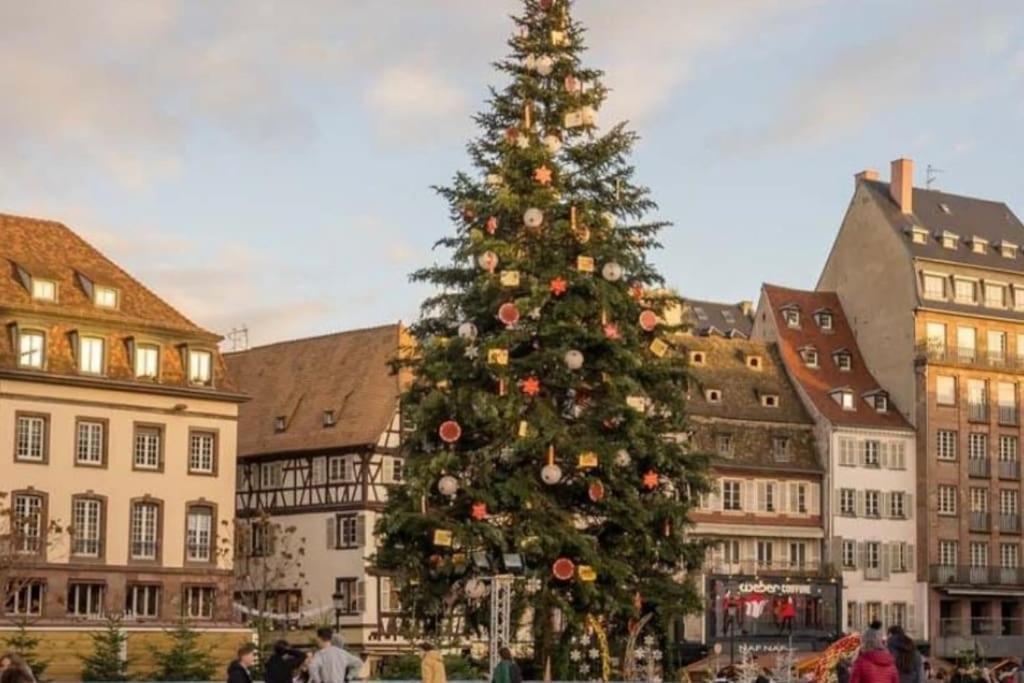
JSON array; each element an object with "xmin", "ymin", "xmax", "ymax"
[
  {"xmin": 817, "ymin": 158, "xmax": 1024, "ymax": 657},
  {"xmin": 225, "ymin": 324, "xmax": 408, "ymax": 658},
  {"xmin": 0, "ymin": 213, "xmax": 248, "ymax": 677},
  {"xmin": 681, "ymin": 299, "xmax": 755, "ymax": 339},
  {"xmin": 676, "ymin": 332, "xmax": 837, "ymax": 656},
  {"xmin": 753, "ymin": 284, "xmax": 923, "ymax": 638}
]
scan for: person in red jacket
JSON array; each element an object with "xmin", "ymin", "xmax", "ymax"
[{"xmin": 851, "ymin": 628, "xmax": 899, "ymax": 683}]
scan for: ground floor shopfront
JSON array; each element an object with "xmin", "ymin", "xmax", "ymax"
[{"xmin": 928, "ymin": 580, "xmax": 1024, "ymax": 658}]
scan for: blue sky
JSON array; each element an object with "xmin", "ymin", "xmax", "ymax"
[{"xmin": 1, "ymin": 0, "xmax": 1021, "ymax": 347}]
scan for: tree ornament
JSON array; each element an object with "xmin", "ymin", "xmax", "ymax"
[
  {"xmin": 577, "ymin": 451, "xmax": 598, "ymax": 469},
  {"xmin": 505, "ymin": 126, "xmax": 519, "ymax": 144},
  {"xmin": 432, "ymin": 530, "xmax": 453, "ymax": 548},
  {"xmin": 642, "ymin": 471, "xmax": 660, "ymax": 490},
  {"xmin": 498, "ymin": 302, "xmax": 521, "ymax": 327},
  {"xmin": 649, "ymin": 338, "xmax": 669, "ymax": 358},
  {"xmin": 576, "ymin": 256, "xmax": 595, "ymax": 273},
  {"xmin": 539, "ymin": 0, "xmax": 554, "ymax": 10},
  {"xmin": 615, "ymin": 449, "xmax": 632, "ymax": 467},
  {"xmin": 535, "ymin": 55, "xmax": 555, "ymax": 76},
  {"xmin": 564, "ymin": 349, "xmax": 584, "ymax": 370},
  {"xmin": 603, "ymin": 323, "xmax": 621, "ymax": 340},
  {"xmin": 550, "ymin": 30, "xmax": 568, "ymax": 47},
  {"xmin": 470, "ymin": 502, "xmax": 488, "ymax": 520},
  {"xmin": 462, "ymin": 205, "xmax": 476, "ymax": 222},
  {"xmin": 552, "ymin": 557, "xmax": 575, "ymax": 581},
  {"xmin": 521, "ymin": 376, "xmax": 541, "ymax": 396},
  {"xmin": 499, "ymin": 447, "xmax": 515, "ymax": 463},
  {"xmin": 543, "ymin": 133, "xmax": 563, "ymax": 154},
  {"xmin": 602, "ymin": 262, "xmax": 624, "ymax": 282},
  {"xmin": 577, "ymin": 565, "xmax": 597, "ymax": 582},
  {"xmin": 438, "ymin": 420, "xmax": 462, "ymax": 444},
  {"xmin": 524, "ymin": 207, "xmax": 545, "ymax": 229},
  {"xmin": 524, "ymin": 54, "xmax": 537, "ymax": 71},
  {"xmin": 485, "ymin": 173, "xmax": 503, "ymax": 187},
  {"xmin": 458, "ymin": 322, "xmax": 478, "ymax": 340},
  {"xmin": 565, "ymin": 74, "xmax": 582, "ymax": 93},
  {"xmin": 478, "ymin": 250, "xmax": 499, "ymax": 273},
  {"xmin": 464, "ymin": 345, "xmax": 479, "ymax": 360},
  {"xmin": 588, "ymin": 480, "xmax": 606, "ymax": 502},
  {"xmin": 465, "ymin": 578, "xmax": 488, "ymax": 599},
  {"xmin": 602, "ymin": 211, "xmax": 617, "ymax": 229},
  {"xmin": 486, "ymin": 216, "xmax": 499, "ymax": 235},
  {"xmin": 549, "ymin": 277, "xmax": 568, "ymax": 296},
  {"xmin": 639, "ymin": 310, "xmax": 659, "ymax": 332},
  {"xmin": 541, "ymin": 463, "xmax": 563, "ymax": 485},
  {"xmin": 516, "ymin": 132, "xmax": 531, "ymax": 149},
  {"xmin": 438, "ymin": 475, "xmax": 459, "ymax": 498},
  {"xmin": 533, "ymin": 165, "xmax": 554, "ymax": 186},
  {"xmin": 500, "ymin": 271, "xmax": 521, "ymax": 287},
  {"xmin": 487, "ymin": 348, "xmax": 509, "ymax": 365}
]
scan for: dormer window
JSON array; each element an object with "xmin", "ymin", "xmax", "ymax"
[
  {"xmin": 721, "ymin": 310, "xmax": 736, "ymax": 324},
  {"xmin": 689, "ymin": 351, "xmax": 706, "ymax": 366},
  {"xmin": 187, "ymin": 349, "xmax": 213, "ymax": 386},
  {"xmin": 745, "ymin": 355, "xmax": 763, "ymax": 371},
  {"xmin": 834, "ymin": 351, "xmax": 852, "ymax": 372},
  {"xmin": 134, "ymin": 343, "xmax": 160, "ymax": 379},
  {"xmin": 985, "ymin": 282, "xmax": 1007, "ymax": 309},
  {"xmin": 922, "ymin": 272, "xmax": 947, "ymax": 300},
  {"xmin": 705, "ymin": 389, "xmax": 722, "ymax": 404},
  {"xmin": 274, "ymin": 416, "xmax": 286, "ymax": 432},
  {"xmin": 323, "ymin": 410, "xmax": 336, "ymax": 428},
  {"xmin": 782, "ymin": 307, "xmax": 800, "ymax": 328},
  {"xmin": 17, "ymin": 329, "xmax": 45, "ymax": 369},
  {"xmin": 910, "ymin": 227, "xmax": 929, "ymax": 245},
  {"xmin": 814, "ymin": 311, "xmax": 834, "ymax": 331},
  {"xmin": 1001, "ymin": 242, "xmax": 1018, "ymax": 259},
  {"xmin": 761, "ymin": 394, "xmax": 780, "ymax": 408},
  {"xmin": 940, "ymin": 231, "xmax": 959, "ymax": 250},
  {"xmin": 78, "ymin": 335, "xmax": 105, "ymax": 375},
  {"xmin": 971, "ymin": 237, "xmax": 989, "ymax": 254},
  {"xmin": 939, "ymin": 203, "xmax": 952, "ymax": 215},
  {"xmin": 801, "ymin": 347, "xmax": 819, "ymax": 368},
  {"xmin": 693, "ymin": 307, "xmax": 708, "ymax": 321},
  {"xmin": 94, "ymin": 286, "xmax": 119, "ymax": 309},
  {"xmin": 831, "ymin": 389, "xmax": 855, "ymax": 411},
  {"xmin": 31, "ymin": 278, "xmax": 57, "ymax": 302},
  {"xmin": 953, "ymin": 278, "xmax": 978, "ymax": 304},
  {"xmin": 870, "ymin": 393, "xmax": 889, "ymax": 413}
]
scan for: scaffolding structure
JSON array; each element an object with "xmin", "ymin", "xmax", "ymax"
[{"xmin": 489, "ymin": 574, "xmax": 515, "ymax": 675}]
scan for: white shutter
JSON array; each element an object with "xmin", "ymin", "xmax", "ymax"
[
  {"xmin": 881, "ymin": 492, "xmax": 891, "ymax": 519},
  {"xmin": 858, "ymin": 441, "xmax": 867, "ymax": 466},
  {"xmin": 856, "ymin": 490, "xmax": 866, "ymax": 517},
  {"xmin": 757, "ymin": 482, "xmax": 767, "ymax": 512},
  {"xmin": 356, "ymin": 514, "xmax": 367, "ymax": 547},
  {"xmin": 356, "ymin": 580, "xmax": 366, "ymax": 613},
  {"xmin": 880, "ymin": 442, "xmax": 890, "ymax": 469},
  {"xmin": 906, "ymin": 493, "xmax": 914, "ymax": 519},
  {"xmin": 908, "ymin": 544, "xmax": 916, "ymax": 572},
  {"xmin": 881, "ymin": 543, "xmax": 891, "ymax": 579},
  {"xmin": 312, "ymin": 457, "xmax": 326, "ymax": 485},
  {"xmin": 345, "ymin": 457, "xmax": 355, "ymax": 482},
  {"xmin": 327, "ymin": 516, "xmax": 336, "ymax": 549},
  {"xmin": 810, "ymin": 485, "xmax": 820, "ymax": 515},
  {"xmin": 857, "ymin": 542, "xmax": 866, "ymax": 571},
  {"xmin": 908, "ymin": 603, "xmax": 917, "ymax": 636},
  {"xmin": 788, "ymin": 483, "xmax": 799, "ymax": 512}
]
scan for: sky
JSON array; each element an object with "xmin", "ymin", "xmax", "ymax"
[{"xmin": 1, "ymin": 0, "xmax": 1021, "ymax": 348}]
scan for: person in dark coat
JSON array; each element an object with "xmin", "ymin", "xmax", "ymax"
[
  {"xmin": 265, "ymin": 640, "xmax": 307, "ymax": 683},
  {"xmin": 228, "ymin": 643, "xmax": 258, "ymax": 683},
  {"xmin": 886, "ymin": 626, "xmax": 924, "ymax": 683},
  {"xmin": 491, "ymin": 648, "xmax": 522, "ymax": 683}
]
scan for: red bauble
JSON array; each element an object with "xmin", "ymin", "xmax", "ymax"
[
  {"xmin": 630, "ymin": 283, "xmax": 645, "ymax": 301},
  {"xmin": 540, "ymin": 0, "xmax": 554, "ymax": 9},
  {"xmin": 438, "ymin": 420, "xmax": 462, "ymax": 444},
  {"xmin": 462, "ymin": 206, "xmax": 476, "ymax": 223},
  {"xmin": 498, "ymin": 302, "xmax": 521, "ymax": 326},
  {"xmin": 639, "ymin": 310, "xmax": 659, "ymax": 332},
  {"xmin": 588, "ymin": 481, "xmax": 606, "ymax": 503},
  {"xmin": 486, "ymin": 216, "xmax": 499, "ymax": 235},
  {"xmin": 471, "ymin": 502, "xmax": 488, "ymax": 520},
  {"xmin": 552, "ymin": 557, "xmax": 575, "ymax": 581},
  {"xmin": 603, "ymin": 323, "xmax": 621, "ymax": 340}
]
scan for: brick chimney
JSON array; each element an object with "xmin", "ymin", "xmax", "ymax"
[
  {"xmin": 890, "ymin": 158, "xmax": 914, "ymax": 214},
  {"xmin": 855, "ymin": 169, "xmax": 879, "ymax": 186}
]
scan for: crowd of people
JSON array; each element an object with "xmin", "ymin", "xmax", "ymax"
[{"xmin": 227, "ymin": 628, "xmax": 365, "ymax": 683}]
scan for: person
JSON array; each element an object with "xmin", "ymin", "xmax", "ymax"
[
  {"xmin": 886, "ymin": 626, "xmax": 923, "ymax": 683},
  {"xmin": 0, "ymin": 656, "xmax": 33, "ymax": 683},
  {"xmin": 851, "ymin": 628, "xmax": 898, "ymax": 683},
  {"xmin": 227, "ymin": 643, "xmax": 258, "ymax": 683},
  {"xmin": 419, "ymin": 642, "xmax": 447, "ymax": 683},
  {"xmin": 309, "ymin": 628, "xmax": 363, "ymax": 683},
  {"xmin": 491, "ymin": 647, "xmax": 521, "ymax": 683},
  {"xmin": 0, "ymin": 664, "xmax": 34, "ymax": 683},
  {"xmin": 265, "ymin": 640, "xmax": 307, "ymax": 683}
]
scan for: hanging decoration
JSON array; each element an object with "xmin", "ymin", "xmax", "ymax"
[
  {"xmin": 543, "ymin": 133, "xmax": 563, "ymax": 154},
  {"xmin": 465, "ymin": 578, "xmax": 488, "ymax": 600},
  {"xmin": 498, "ymin": 302, "xmax": 521, "ymax": 326},
  {"xmin": 615, "ymin": 449, "xmax": 632, "ymax": 467},
  {"xmin": 464, "ymin": 345, "xmax": 479, "ymax": 360},
  {"xmin": 549, "ymin": 276, "xmax": 568, "ymax": 296},
  {"xmin": 571, "ymin": 206, "xmax": 590, "ymax": 243},
  {"xmin": 478, "ymin": 251, "xmax": 499, "ymax": 273},
  {"xmin": 462, "ymin": 205, "xmax": 476, "ymax": 223},
  {"xmin": 577, "ymin": 451, "xmax": 598, "ymax": 469},
  {"xmin": 552, "ymin": 557, "xmax": 576, "ymax": 581},
  {"xmin": 550, "ymin": 30, "xmax": 568, "ymax": 46},
  {"xmin": 535, "ymin": 55, "xmax": 555, "ymax": 76},
  {"xmin": 524, "ymin": 207, "xmax": 545, "ymax": 229},
  {"xmin": 433, "ymin": 529, "xmax": 453, "ymax": 547},
  {"xmin": 642, "ymin": 471, "xmax": 660, "ymax": 490},
  {"xmin": 458, "ymin": 322, "xmax": 478, "ymax": 340},
  {"xmin": 438, "ymin": 475, "xmax": 459, "ymax": 498},
  {"xmin": 639, "ymin": 310, "xmax": 659, "ymax": 332},
  {"xmin": 488, "ymin": 348, "xmax": 509, "ymax": 365},
  {"xmin": 470, "ymin": 502, "xmax": 488, "ymax": 520},
  {"xmin": 587, "ymin": 480, "xmax": 606, "ymax": 502},
  {"xmin": 564, "ymin": 349, "xmax": 584, "ymax": 370},
  {"xmin": 577, "ymin": 565, "xmax": 597, "ymax": 582},
  {"xmin": 500, "ymin": 271, "xmax": 521, "ymax": 287},
  {"xmin": 649, "ymin": 339, "xmax": 669, "ymax": 358},
  {"xmin": 518, "ymin": 421, "xmax": 532, "ymax": 438},
  {"xmin": 564, "ymin": 74, "xmax": 582, "ymax": 93},
  {"xmin": 602, "ymin": 262, "xmax": 624, "ymax": 282},
  {"xmin": 626, "ymin": 395, "xmax": 648, "ymax": 412},
  {"xmin": 541, "ymin": 447, "xmax": 563, "ymax": 485},
  {"xmin": 439, "ymin": 420, "xmax": 463, "ymax": 444},
  {"xmin": 486, "ymin": 173, "xmax": 503, "ymax": 187},
  {"xmin": 521, "ymin": 376, "xmax": 541, "ymax": 396},
  {"xmin": 602, "ymin": 211, "xmax": 618, "ymax": 229},
  {"xmin": 533, "ymin": 164, "xmax": 554, "ymax": 186},
  {"xmin": 486, "ymin": 216, "xmax": 499, "ymax": 235},
  {"xmin": 603, "ymin": 323, "xmax": 621, "ymax": 340},
  {"xmin": 576, "ymin": 256, "xmax": 595, "ymax": 273}
]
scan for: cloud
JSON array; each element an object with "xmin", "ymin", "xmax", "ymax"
[{"xmin": 364, "ymin": 63, "xmax": 471, "ymax": 144}]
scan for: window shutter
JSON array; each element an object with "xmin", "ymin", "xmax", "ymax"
[
  {"xmin": 857, "ymin": 542, "xmax": 866, "ymax": 572},
  {"xmin": 757, "ymin": 482, "xmax": 767, "ymax": 512},
  {"xmin": 778, "ymin": 483, "xmax": 788, "ymax": 512},
  {"xmin": 327, "ymin": 517, "xmax": 336, "ymax": 550},
  {"xmin": 858, "ymin": 441, "xmax": 867, "ymax": 466},
  {"xmin": 356, "ymin": 514, "xmax": 367, "ymax": 547},
  {"xmin": 881, "ymin": 543, "xmax": 891, "ymax": 579},
  {"xmin": 907, "ymin": 603, "xmax": 916, "ymax": 636},
  {"xmin": 788, "ymin": 483, "xmax": 798, "ymax": 512},
  {"xmin": 880, "ymin": 442, "xmax": 890, "ymax": 468},
  {"xmin": 268, "ymin": 524, "xmax": 278, "ymax": 555},
  {"xmin": 905, "ymin": 493, "xmax": 914, "ymax": 519},
  {"xmin": 908, "ymin": 544, "xmax": 916, "ymax": 572},
  {"xmin": 745, "ymin": 481, "xmax": 757, "ymax": 511},
  {"xmin": 831, "ymin": 537, "xmax": 843, "ymax": 568},
  {"xmin": 810, "ymin": 485, "xmax": 820, "ymax": 515},
  {"xmin": 856, "ymin": 490, "xmax": 866, "ymax": 517},
  {"xmin": 834, "ymin": 489, "xmax": 841, "ymax": 515},
  {"xmin": 356, "ymin": 580, "xmax": 366, "ymax": 613},
  {"xmin": 880, "ymin": 492, "xmax": 890, "ymax": 519},
  {"xmin": 345, "ymin": 457, "xmax": 354, "ymax": 483},
  {"xmin": 312, "ymin": 457, "xmax": 326, "ymax": 485},
  {"xmin": 882, "ymin": 603, "xmax": 891, "ymax": 629}
]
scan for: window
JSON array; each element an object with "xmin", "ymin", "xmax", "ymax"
[
  {"xmin": 927, "ymin": 322, "xmax": 947, "ymax": 352},
  {"xmin": 939, "ymin": 540, "xmax": 958, "ymax": 566},
  {"xmin": 839, "ymin": 489, "xmax": 856, "ymax": 516},
  {"xmin": 789, "ymin": 541, "xmax": 807, "ymax": 569},
  {"xmin": 689, "ymin": 351, "xmax": 706, "ymax": 366},
  {"xmin": 833, "ymin": 390, "xmax": 855, "ymax": 410},
  {"xmin": 958, "ymin": 326, "xmax": 977, "ymax": 361},
  {"xmin": 72, "ymin": 498, "xmax": 103, "ymax": 557},
  {"xmin": 186, "ymin": 508, "xmax": 213, "ymax": 562},
  {"xmin": 970, "ymin": 542, "xmax": 989, "ymax": 568},
  {"xmin": 990, "ymin": 331, "xmax": 1009, "ymax": 364},
  {"xmin": 968, "ymin": 379, "xmax": 988, "ymax": 417},
  {"xmin": 972, "ymin": 238, "xmax": 989, "ymax": 254},
  {"xmin": 188, "ymin": 350, "xmax": 213, "ymax": 386},
  {"xmin": 5, "ymin": 580, "xmax": 43, "ymax": 616},
  {"xmin": 815, "ymin": 311, "xmax": 834, "ymax": 330},
  {"xmin": 890, "ymin": 603, "xmax": 908, "ymax": 630},
  {"xmin": 94, "ymin": 286, "xmax": 119, "ymax": 309},
  {"xmin": 865, "ymin": 542, "xmax": 881, "ymax": 570},
  {"xmin": 1000, "ymin": 436, "xmax": 1019, "ymax": 462},
  {"xmin": 15, "ymin": 415, "xmax": 47, "ymax": 462},
  {"xmin": 923, "ymin": 274, "xmax": 947, "ymax": 300},
  {"xmin": 802, "ymin": 348, "xmax": 819, "ymax": 368},
  {"xmin": 891, "ymin": 543, "xmax": 910, "ymax": 573},
  {"xmin": 328, "ymin": 456, "xmax": 351, "ymax": 483},
  {"xmin": 722, "ymin": 481, "xmax": 742, "ymax": 511},
  {"xmin": 334, "ymin": 578, "xmax": 360, "ymax": 615},
  {"xmin": 12, "ymin": 494, "xmax": 42, "ymax": 553},
  {"xmin": 936, "ymin": 376, "xmax": 956, "ymax": 406},
  {"xmin": 842, "ymin": 541, "xmax": 857, "ymax": 569},
  {"xmin": 954, "ymin": 278, "xmax": 978, "ymax": 304},
  {"xmin": 30, "ymin": 278, "xmax": 56, "ymax": 301},
  {"xmin": 865, "ymin": 490, "xmax": 881, "ymax": 518},
  {"xmin": 1001, "ymin": 544, "xmax": 1019, "ymax": 569},
  {"xmin": 760, "ymin": 394, "xmax": 779, "ymax": 408},
  {"xmin": 188, "ymin": 432, "xmax": 216, "ymax": 474},
  {"xmin": 380, "ymin": 576, "xmax": 401, "ymax": 614},
  {"xmin": 890, "ymin": 441, "xmax": 907, "ymax": 469},
  {"xmin": 938, "ymin": 485, "xmax": 958, "ymax": 515},
  {"xmin": 260, "ymin": 462, "xmax": 282, "ymax": 488},
  {"xmin": 130, "ymin": 502, "xmax": 159, "ymax": 560},
  {"xmin": 969, "ymin": 433, "xmax": 988, "ymax": 460},
  {"xmin": 1001, "ymin": 490, "xmax": 1019, "ymax": 515},
  {"xmin": 941, "ymin": 231, "xmax": 958, "ymax": 249},
  {"xmin": 937, "ymin": 430, "xmax": 957, "ymax": 460},
  {"xmin": 986, "ymin": 283, "xmax": 1008, "ymax": 309},
  {"xmin": 838, "ymin": 437, "xmax": 857, "ymax": 466},
  {"xmin": 716, "ymin": 434, "xmax": 733, "ymax": 457},
  {"xmin": 135, "ymin": 344, "xmax": 160, "ymax": 379},
  {"xmin": 873, "ymin": 394, "xmax": 889, "ymax": 413},
  {"xmin": 126, "ymin": 584, "xmax": 160, "ymax": 619},
  {"xmin": 746, "ymin": 355, "xmax": 763, "ymax": 370},
  {"xmin": 67, "ymin": 583, "xmax": 105, "ymax": 618},
  {"xmin": 835, "ymin": 352, "xmax": 852, "ymax": 372},
  {"xmin": 705, "ymin": 389, "xmax": 722, "ymax": 403},
  {"xmin": 78, "ymin": 336, "xmax": 105, "ymax": 374},
  {"xmin": 183, "ymin": 586, "xmax": 215, "ymax": 619},
  {"xmin": 248, "ymin": 521, "xmax": 273, "ymax": 557},
  {"xmin": 1015, "ymin": 287, "xmax": 1024, "ymax": 311},
  {"xmin": 783, "ymin": 308, "xmax": 800, "ymax": 328},
  {"xmin": 756, "ymin": 540, "xmax": 774, "ymax": 567},
  {"xmin": 76, "ymin": 420, "xmax": 105, "ymax": 466},
  {"xmin": 864, "ymin": 441, "xmax": 881, "ymax": 467},
  {"xmin": 890, "ymin": 492, "xmax": 907, "ymax": 519},
  {"xmin": 387, "ymin": 457, "xmax": 404, "ymax": 483},
  {"xmin": 911, "ymin": 228, "xmax": 929, "ymax": 244},
  {"xmin": 970, "ymin": 488, "xmax": 988, "ymax": 513},
  {"xmin": 721, "ymin": 539, "xmax": 741, "ymax": 565},
  {"xmin": 17, "ymin": 330, "xmax": 44, "ymax": 368},
  {"xmin": 772, "ymin": 437, "xmax": 791, "ymax": 462},
  {"xmin": 791, "ymin": 483, "xmax": 808, "ymax": 513},
  {"xmin": 133, "ymin": 426, "xmax": 162, "ymax": 470},
  {"xmin": 761, "ymin": 482, "xmax": 776, "ymax": 512},
  {"xmin": 323, "ymin": 410, "xmax": 336, "ymax": 428},
  {"xmin": 274, "ymin": 416, "xmax": 287, "ymax": 432},
  {"xmin": 335, "ymin": 514, "xmax": 359, "ymax": 548}
]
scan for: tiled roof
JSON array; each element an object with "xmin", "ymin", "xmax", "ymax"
[
  {"xmin": 761, "ymin": 284, "xmax": 913, "ymax": 431},
  {"xmin": 225, "ymin": 324, "xmax": 403, "ymax": 458},
  {"xmin": 0, "ymin": 212, "xmax": 213, "ymax": 337},
  {"xmin": 681, "ymin": 299, "xmax": 754, "ymax": 339}
]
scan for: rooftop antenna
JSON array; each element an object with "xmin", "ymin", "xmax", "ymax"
[
  {"xmin": 226, "ymin": 326, "xmax": 249, "ymax": 351},
  {"xmin": 926, "ymin": 164, "xmax": 945, "ymax": 189}
]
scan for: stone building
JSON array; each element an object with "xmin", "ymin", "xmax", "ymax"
[
  {"xmin": 818, "ymin": 158, "xmax": 1024, "ymax": 657},
  {"xmin": 0, "ymin": 213, "xmax": 249, "ymax": 677},
  {"xmin": 753, "ymin": 284, "xmax": 923, "ymax": 638},
  {"xmin": 677, "ymin": 331, "xmax": 836, "ymax": 656}
]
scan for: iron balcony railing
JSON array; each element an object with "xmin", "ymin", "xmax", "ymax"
[
  {"xmin": 1000, "ymin": 405, "xmax": 1021, "ymax": 425},
  {"xmin": 917, "ymin": 343, "xmax": 1024, "ymax": 374},
  {"xmin": 930, "ymin": 564, "xmax": 1024, "ymax": 586},
  {"xmin": 970, "ymin": 511, "xmax": 991, "ymax": 532},
  {"xmin": 707, "ymin": 559, "xmax": 825, "ymax": 576},
  {"xmin": 939, "ymin": 617, "xmax": 1024, "ymax": 637},
  {"xmin": 969, "ymin": 457, "xmax": 991, "ymax": 478},
  {"xmin": 935, "ymin": 618, "xmax": 1024, "ymax": 658},
  {"xmin": 968, "ymin": 401, "xmax": 990, "ymax": 421},
  {"xmin": 1000, "ymin": 460, "xmax": 1022, "ymax": 480},
  {"xmin": 1000, "ymin": 513, "xmax": 1022, "ymax": 534}
]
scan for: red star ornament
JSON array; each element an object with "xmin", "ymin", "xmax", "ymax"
[
  {"xmin": 533, "ymin": 165, "xmax": 554, "ymax": 186},
  {"xmin": 603, "ymin": 323, "xmax": 621, "ymax": 340},
  {"xmin": 470, "ymin": 502, "xmax": 488, "ymax": 520},
  {"xmin": 642, "ymin": 471, "xmax": 659, "ymax": 490},
  {"xmin": 549, "ymin": 276, "xmax": 568, "ymax": 296},
  {"xmin": 486, "ymin": 216, "xmax": 499, "ymax": 235},
  {"xmin": 521, "ymin": 376, "xmax": 541, "ymax": 396}
]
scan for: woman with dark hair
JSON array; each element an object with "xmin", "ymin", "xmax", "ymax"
[
  {"xmin": 886, "ymin": 626, "xmax": 924, "ymax": 683},
  {"xmin": 0, "ymin": 660, "xmax": 35, "ymax": 683},
  {"xmin": 265, "ymin": 640, "xmax": 307, "ymax": 683}
]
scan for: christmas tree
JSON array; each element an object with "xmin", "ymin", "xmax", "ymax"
[
  {"xmin": 375, "ymin": 0, "xmax": 707, "ymax": 669},
  {"xmin": 79, "ymin": 615, "xmax": 131, "ymax": 682}
]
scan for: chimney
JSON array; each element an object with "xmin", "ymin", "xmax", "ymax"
[
  {"xmin": 890, "ymin": 158, "xmax": 914, "ymax": 214},
  {"xmin": 855, "ymin": 169, "xmax": 879, "ymax": 187},
  {"xmin": 738, "ymin": 301, "xmax": 754, "ymax": 318}
]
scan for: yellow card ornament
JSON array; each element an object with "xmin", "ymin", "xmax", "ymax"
[
  {"xmin": 488, "ymin": 349, "xmax": 510, "ymax": 365},
  {"xmin": 649, "ymin": 339, "xmax": 669, "ymax": 358},
  {"xmin": 500, "ymin": 270, "xmax": 521, "ymax": 287},
  {"xmin": 432, "ymin": 530, "xmax": 453, "ymax": 547},
  {"xmin": 577, "ymin": 565, "xmax": 597, "ymax": 582},
  {"xmin": 577, "ymin": 451, "xmax": 599, "ymax": 469},
  {"xmin": 576, "ymin": 256, "xmax": 595, "ymax": 273},
  {"xmin": 626, "ymin": 395, "xmax": 647, "ymax": 412}
]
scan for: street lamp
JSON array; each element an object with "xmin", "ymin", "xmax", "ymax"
[{"xmin": 332, "ymin": 593, "xmax": 346, "ymax": 631}]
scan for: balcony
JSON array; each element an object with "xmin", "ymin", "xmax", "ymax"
[
  {"xmin": 929, "ymin": 564, "xmax": 1024, "ymax": 587},
  {"xmin": 970, "ymin": 511, "xmax": 991, "ymax": 532},
  {"xmin": 968, "ymin": 457, "xmax": 991, "ymax": 478},
  {"xmin": 707, "ymin": 560, "xmax": 826, "ymax": 577},
  {"xmin": 968, "ymin": 401, "xmax": 989, "ymax": 422},
  {"xmin": 999, "ymin": 513, "xmax": 1022, "ymax": 534},
  {"xmin": 999, "ymin": 460, "xmax": 1022, "ymax": 480},
  {"xmin": 1000, "ymin": 405, "xmax": 1021, "ymax": 426},
  {"xmin": 917, "ymin": 343, "xmax": 1024, "ymax": 374},
  {"xmin": 934, "ymin": 618, "xmax": 1024, "ymax": 659},
  {"xmin": 863, "ymin": 565, "xmax": 883, "ymax": 581}
]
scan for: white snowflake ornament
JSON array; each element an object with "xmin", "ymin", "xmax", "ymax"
[{"xmin": 570, "ymin": 650, "xmax": 582, "ymax": 662}]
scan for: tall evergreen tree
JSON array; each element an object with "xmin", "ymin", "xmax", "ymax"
[
  {"xmin": 4, "ymin": 620, "xmax": 50, "ymax": 681},
  {"xmin": 79, "ymin": 615, "xmax": 131, "ymax": 682},
  {"xmin": 376, "ymin": 0, "xmax": 707, "ymax": 668}
]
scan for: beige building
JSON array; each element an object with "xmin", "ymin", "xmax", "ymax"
[
  {"xmin": 0, "ymin": 213, "xmax": 249, "ymax": 677},
  {"xmin": 818, "ymin": 159, "xmax": 1024, "ymax": 658}
]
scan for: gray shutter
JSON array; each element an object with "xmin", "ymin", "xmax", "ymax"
[
  {"xmin": 757, "ymin": 482, "xmax": 767, "ymax": 512},
  {"xmin": 356, "ymin": 514, "xmax": 367, "ymax": 547},
  {"xmin": 908, "ymin": 544, "xmax": 916, "ymax": 572},
  {"xmin": 831, "ymin": 537, "xmax": 843, "ymax": 568},
  {"xmin": 858, "ymin": 441, "xmax": 867, "ymax": 466},
  {"xmin": 880, "ymin": 442, "xmax": 890, "ymax": 469},
  {"xmin": 905, "ymin": 493, "xmax": 914, "ymax": 519},
  {"xmin": 810, "ymin": 485, "xmax": 820, "ymax": 515},
  {"xmin": 881, "ymin": 492, "xmax": 891, "ymax": 519},
  {"xmin": 857, "ymin": 542, "xmax": 866, "ymax": 572},
  {"xmin": 881, "ymin": 543, "xmax": 891, "ymax": 579},
  {"xmin": 356, "ymin": 580, "xmax": 366, "ymax": 613},
  {"xmin": 856, "ymin": 490, "xmax": 866, "ymax": 517},
  {"xmin": 908, "ymin": 603, "xmax": 917, "ymax": 636},
  {"xmin": 327, "ymin": 516, "xmax": 336, "ymax": 549}
]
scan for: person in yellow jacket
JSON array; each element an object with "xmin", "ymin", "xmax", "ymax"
[{"xmin": 419, "ymin": 643, "xmax": 447, "ymax": 683}]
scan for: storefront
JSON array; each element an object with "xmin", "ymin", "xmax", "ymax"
[{"xmin": 706, "ymin": 575, "xmax": 843, "ymax": 655}]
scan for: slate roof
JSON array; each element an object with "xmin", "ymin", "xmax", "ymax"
[
  {"xmin": 0, "ymin": 212, "xmax": 214, "ymax": 338},
  {"xmin": 225, "ymin": 324, "xmax": 403, "ymax": 458},
  {"xmin": 681, "ymin": 298, "xmax": 754, "ymax": 338},
  {"xmin": 762, "ymin": 284, "xmax": 913, "ymax": 431}
]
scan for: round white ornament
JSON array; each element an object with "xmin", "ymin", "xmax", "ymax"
[
  {"xmin": 615, "ymin": 449, "xmax": 632, "ymax": 467},
  {"xmin": 564, "ymin": 350, "xmax": 584, "ymax": 370},
  {"xmin": 438, "ymin": 475, "xmax": 459, "ymax": 497},
  {"xmin": 523, "ymin": 208, "xmax": 544, "ymax": 229},
  {"xmin": 465, "ymin": 578, "xmax": 488, "ymax": 599},
  {"xmin": 543, "ymin": 134, "xmax": 563, "ymax": 154},
  {"xmin": 458, "ymin": 322, "xmax": 478, "ymax": 340},
  {"xmin": 524, "ymin": 54, "xmax": 538, "ymax": 71},
  {"xmin": 602, "ymin": 262, "xmax": 624, "ymax": 282},
  {"xmin": 477, "ymin": 251, "xmax": 499, "ymax": 272},
  {"xmin": 541, "ymin": 463, "xmax": 563, "ymax": 485},
  {"xmin": 535, "ymin": 55, "xmax": 555, "ymax": 76}
]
